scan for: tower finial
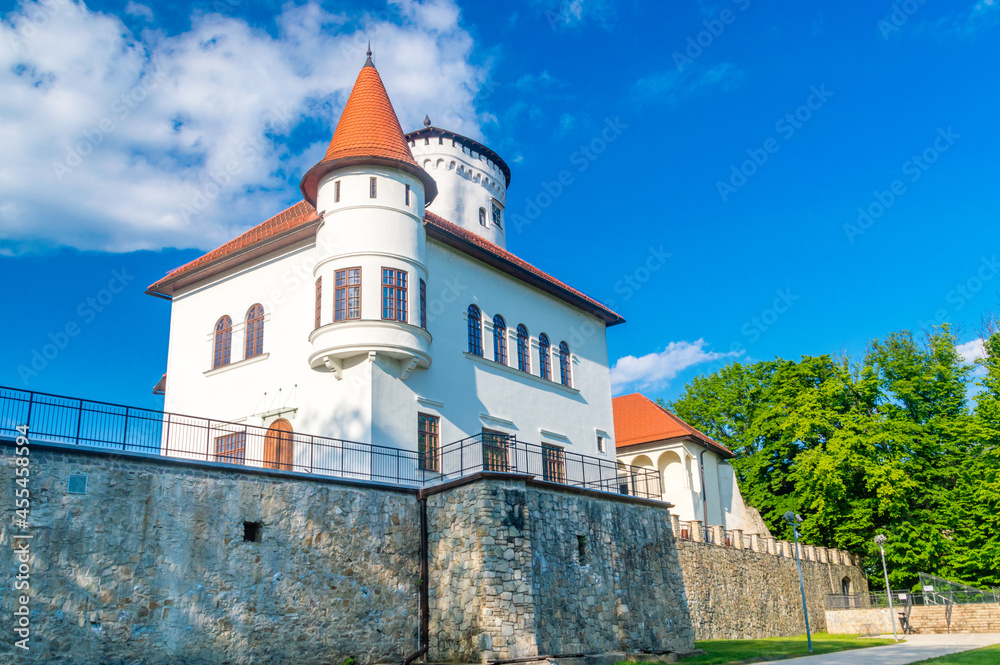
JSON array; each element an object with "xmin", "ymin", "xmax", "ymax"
[
  {"xmin": 364, "ymin": 40, "xmax": 374, "ymax": 68},
  {"xmin": 423, "ymin": 115, "xmax": 431, "ymax": 128},
  {"xmin": 367, "ymin": 40, "xmax": 372, "ymax": 57}
]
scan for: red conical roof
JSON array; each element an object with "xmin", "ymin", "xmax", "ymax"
[{"xmin": 300, "ymin": 56, "xmax": 436, "ymax": 205}]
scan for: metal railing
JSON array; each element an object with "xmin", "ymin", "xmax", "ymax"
[
  {"xmin": 0, "ymin": 387, "xmax": 661, "ymax": 499},
  {"xmin": 827, "ymin": 590, "xmax": 927, "ymax": 610},
  {"xmin": 918, "ymin": 573, "xmax": 1000, "ymax": 606}
]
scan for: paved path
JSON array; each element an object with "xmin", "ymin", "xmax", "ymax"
[{"xmin": 754, "ymin": 633, "xmax": 1000, "ymax": 665}]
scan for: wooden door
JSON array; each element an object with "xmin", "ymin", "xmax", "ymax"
[{"xmin": 264, "ymin": 419, "xmax": 294, "ymax": 471}]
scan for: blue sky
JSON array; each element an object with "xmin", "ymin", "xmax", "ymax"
[{"xmin": 2, "ymin": 0, "xmax": 998, "ymax": 410}]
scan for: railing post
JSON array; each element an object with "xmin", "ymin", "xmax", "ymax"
[
  {"xmin": 206, "ymin": 420, "xmax": 211, "ymax": 461},
  {"xmin": 75, "ymin": 398, "xmax": 83, "ymax": 446},
  {"xmin": 309, "ymin": 437, "xmax": 314, "ymax": 474},
  {"xmin": 25, "ymin": 391, "xmax": 33, "ymax": 429},
  {"xmin": 123, "ymin": 407, "xmax": 129, "ymax": 450}
]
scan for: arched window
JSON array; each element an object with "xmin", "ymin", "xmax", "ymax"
[
  {"xmin": 538, "ymin": 333, "xmax": 551, "ymax": 380},
  {"xmin": 516, "ymin": 324, "xmax": 530, "ymax": 372},
  {"xmin": 559, "ymin": 341, "xmax": 571, "ymax": 387},
  {"xmin": 479, "ymin": 207, "xmax": 487, "ymax": 226},
  {"xmin": 467, "ymin": 305, "xmax": 483, "ymax": 356},
  {"xmin": 493, "ymin": 315, "xmax": 507, "ymax": 365},
  {"xmin": 213, "ymin": 316, "xmax": 232, "ymax": 369},
  {"xmin": 245, "ymin": 304, "xmax": 264, "ymax": 359},
  {"xmin": 264, "ymin": 419, "xmax": 293, "ymax": 471}
]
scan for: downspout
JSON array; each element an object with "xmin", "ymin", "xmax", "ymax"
[
  {"xmin": 698, "ymin": 447, "xmax": 709, "ymax": 528},
  {"xmin": 404, "ymin": 495, "xmax": 430, "ymax": 665}
]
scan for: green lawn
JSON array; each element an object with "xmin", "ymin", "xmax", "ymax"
[
  {"xmin": 910, "ymin": 645, "xmax": 1000, "ymax": 664},
  {"xmin": 678, "ymin": 633, "xmax": 896, "ymax": 664}
]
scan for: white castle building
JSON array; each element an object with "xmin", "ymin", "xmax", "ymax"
[{"xmin": 147, "ymin": 52, "xmax": 624, "ymax": 483}]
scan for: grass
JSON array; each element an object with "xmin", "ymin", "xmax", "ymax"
[
  {"xmin": 677, "ymin": 632, "xmax": 896, "ymax": 664},
  {"xmin": 909, "ymin": 645, "xmax": 1000, "ymax": 664}
]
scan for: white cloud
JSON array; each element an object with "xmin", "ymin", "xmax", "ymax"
[
  {"xmin": 534, "ymin": 0, "xmax": 616, "ymax": 30},
  {"xmin": 956, "ymin": 338, "xmax": 987, "ymax": 363},
  {"xmin": 610, "ymin": 339, "xmax": 742, "ymax": 394},
  {"xmin": 0, "ymin": 0, "xmax": 488, "ymax": 253},
  {"xmin": 630, "ymin": 62, "xmax": 746, "ymax": 107}
]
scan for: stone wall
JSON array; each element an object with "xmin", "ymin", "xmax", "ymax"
[
  {"xmin": 676, "ymin": 538, "xmax": 868, "ymax": 640},
  {"xmin": 0, "ymin": 443, "xmax": 421, "ymax": 665},
  {"xmin": 826, "ymin": 604, "xmax": 1000, "ymax": 635},
  {"xmin": 425, "ymin": 475, "xmax": 695, "ymax": 662},
  {"xmin": 824, "ymin": 607, "xmax": 901, "ymax": 635}
]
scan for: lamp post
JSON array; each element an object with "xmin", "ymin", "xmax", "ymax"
[
  {"xmin": 874, "ymin": 534, "xmax": 899, "ymax": 641},
  {"xmin": 784, "ymin": 511, "xmax": 812, "ymax": 654}
]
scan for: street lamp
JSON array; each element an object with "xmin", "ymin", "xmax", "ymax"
[
  {"xmin": 784, "ymin": 511, "xmax": 812, "ymax": 654},
  {"xmin": 874, "ymin": 534, "xmax": 900, "ymax": 641}
]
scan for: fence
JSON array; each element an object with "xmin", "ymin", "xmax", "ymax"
[{"xmin": 0, "ymin": 387, "xmax": 659, "ymax": 498}]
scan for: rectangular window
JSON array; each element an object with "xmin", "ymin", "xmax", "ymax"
[
  {"xmin": 314, "ymin": 277, "xmax": 322, "ymax": 328},
  {"xmin": 335, "ymin": 268, "xmax": 362, "ymax": 321},
  {"xmin": 542, "ymin": 444, "xmax": 566, "ymax": 482},
  {"xmin": 370, "ymin": 176, "xmax": 377, "ymax": 198},
  {"xmin": 418, "ymin": 413, "xmax": 439, "ymax": 472},
  {"xmin": 597, "ymin": 435, "xmax": 607, "ymax": 453},
  {"xmin": 492, "ymin": 201, "xmax": 503, "ymax": 229},
  {"xmin": 482, "ymin": 429, "xmax": 509, "ymax": 472},
  {"xmin": 334, "ymin": 180, "xmax": 341, "ymax": 203},
  {"xmin": 479, "ymin": 208, "xmax": 487, "ymax": 226},
  {"xmin": 381, "ymin": 268, "xmax": 407, "ymax": 322},
  {"xmin": 405, "ymin": 184, "xmax": 411, "ymax": 206},
  {"xmin": 419, "ymin": 278, "xmax": 427, "ymax": 329},
  {"xmin": 215, "ymin": 432, "xmax": 246, "ymax": 464}
]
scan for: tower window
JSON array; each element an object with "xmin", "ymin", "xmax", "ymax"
[
  {"xmin": 516, "ymin": 324, "xmax": 530, "ymax": 372},
  {"xmin": 492, "ymin": 201, "xmax": 503, "ymax": 229},
  {"xmin": 538, "ymin": 333, "xmax": 551, "ymax": 380},
  {"xmin": 405, "ymin": 184, "xmax": 411, "ymax": 206},
  {"xmin": 419, "ymin": 279, "xmax": 427, "ymax": 329},
  {"xmin": 335, "ymin": 268, "xmax": 361, "ymax": 321},
  {"xmin": 493, "ymin": 314, "xmax": 507, "ymax": 365},
  {"xmin": 424, "ymin": 137, "xmax": 430, "ymax": 145},
  {"xmin": 381, "ymin": 268, "xmax": 407, "ymax": 322},
  {"xmin": 438, "ymin": 136, "xmax": 443, "ymax": 145},
  {"xmin": 370, "ymin": 177, "xmax": 377, "ymax": 199},
  {"xmin": 245, "ymin": 304, "xmax": 265, "ymax": 359},
  {"xmin": 418, "ymin": 413, "xmax": 440, "ymax": 472},
  {"xmin": 479, "ymin": 208, "xmax": 487, "ymax": 226},
  {"xmin": 213, "ymin": 316, "xmax": 232, "ymax": 369},
  {"xmin": 597, "ymin": 434, "xmax": 606, "ymax": 454},
  {"xmin": 334, "ymin": 180, "xmax": 341, "ymax": 203},
  {"xmin": 468, "ymin": 305, "xmax": 483, "ymax": 356},
  {"xmin": 314, "ymin": 277, "xmax": 322, "ymax": 328}
]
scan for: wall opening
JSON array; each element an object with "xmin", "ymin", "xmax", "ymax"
[
  {"xmin": 577, "ymin": 535, "xmax": 588, "ymax": 566},
  {"xmin": 244, "ymin": 521, "xmax": 262, "ymax": 543}
]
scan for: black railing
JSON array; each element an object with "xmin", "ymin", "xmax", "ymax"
[{"xmin": 0, "ymin": 387, "xmax": 661, "ymax": 499}]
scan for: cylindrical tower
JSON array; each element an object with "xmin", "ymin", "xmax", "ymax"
[
  {"xmin": 407, "ymin": 120, "xmax": 511, "ymax": 249},
  {"xmin": 300, "ymin": 51, "xmax": 437, "ymax": 379}
]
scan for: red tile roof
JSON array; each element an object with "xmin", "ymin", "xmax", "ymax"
[
  {"xmin": 300, "ymin": 57, "xmax": 437, "ymax": 205},
  {"xmin": 612, "ymin": 393, "xmax": 733, "ymax": 457},
  {"xmin": 147, "ymin": 202, "xmax": 624, "ymax": 327}
]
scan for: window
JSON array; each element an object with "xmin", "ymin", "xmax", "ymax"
[
  {"xmin": 314, "ymin": 277, "xmax": 322, "ymax": 328},
  {"xmin": 538, "ymin": 333, "xmax": 551, "ymax": 380},
  {"xmin": 419, "ymin": 279, "xmax": 427, "ymax": 329},
  {"xmin": 405, "ymin": 184, "xmax": 411, "ymax": 206},
  {"xmin": 479, "ymin": 207, "xmax": 487, "ymax": 226},
  {"xmin": 370, "ymin": 176, "xmax": 377, "ymax": 198},
  {"xmin": 334, "ymin": 180, "xmax": 341, "ymax": 203},
  {"xmin": 559, "ymin": 341, "xmax": 572, "ymax": 387},
  {"xmin": 214, "ymin": 432, "xmax": 246, "ymax": 464},
  {"xmin": 542, "ymin": 444, "xmax": 566, "ymax": 483},
  {"xmin": 335, "ymin": 268, "xmax": 361, "ymax": 321},
  {"xmin": 597, "ymin": 434, "xmax": 607, "ymax": 454},
  {"xmin": 418, "ymin": 413, "xmax": 440, "ymax": 472},
  {"xmin": 213, "ymin": 316, "xmax": 232, "ymax": 369},
  {"xmin": 245, "ymin": 304, "xmax": 264, "ymax": 359},
  {"xmin": 492, "ymin": 201, "xmax": 503, "ymax": 229},
  {"xmin": 381, "ymin": 268, "xmax": 407, "ymax": 322},
  {"xmin": 492, "ymin": 314, "xmax": 507, "ymax": 365},
  {"xmin": 467, "ymin": 305, "xmax": 483, "ymax": 356},
  {"xmin": 482, "ymin": 429, "xmax": 509, "ymax": 472},
  {"xmin": 516, "ymin": 324, "xmax": 530, "ymax": 372}
]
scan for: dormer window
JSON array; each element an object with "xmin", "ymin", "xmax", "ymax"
[
  {"xmin": 479, "ymin": 208, "xmax": 487, "ymax": 226},
  {"xmin": 370, "ymin": 177, "xmax": 377, "ymax": 199}
]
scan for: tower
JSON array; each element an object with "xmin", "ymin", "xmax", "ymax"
[{"xmin": 301, "ymin": 50, "xmax": 438, "ymax": 380}]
